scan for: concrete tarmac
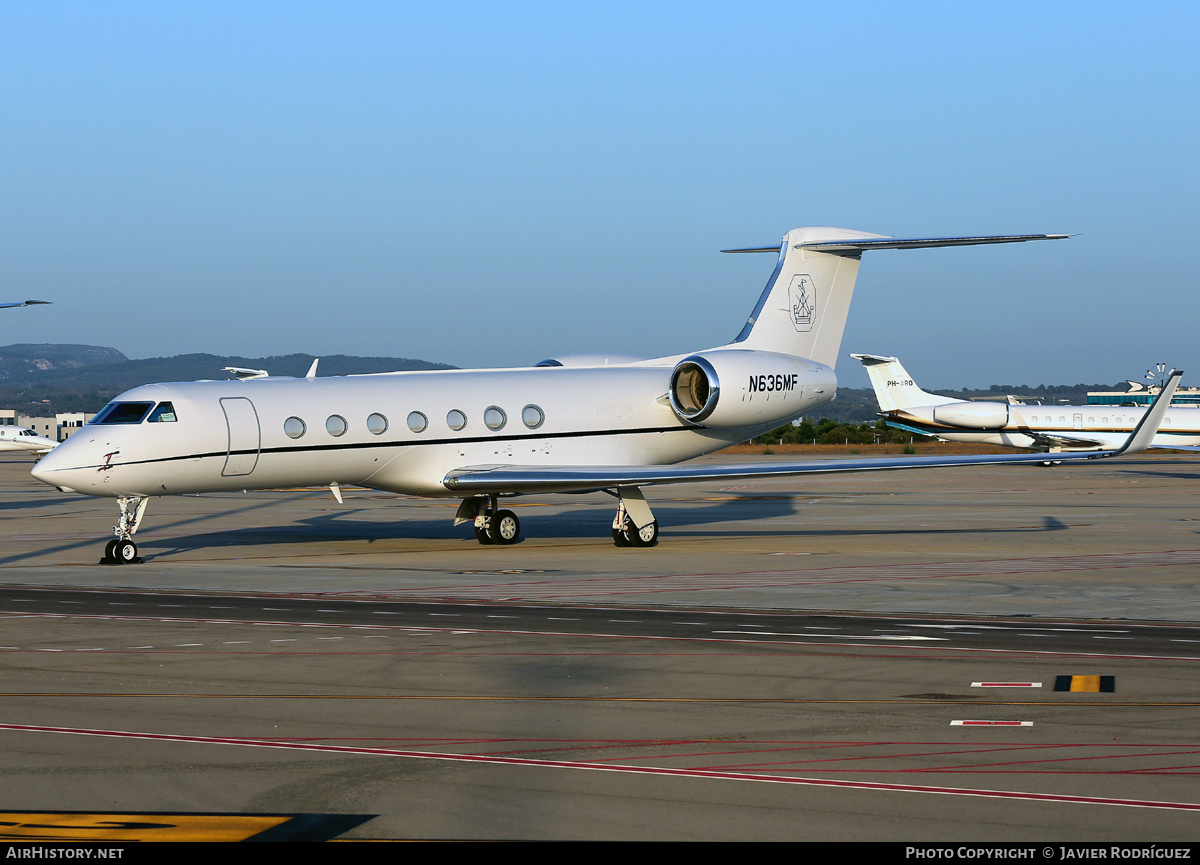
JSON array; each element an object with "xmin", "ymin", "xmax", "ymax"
[{"xmin": 2, "ymin": 452, "xmax": 1200, "ymax": 840}]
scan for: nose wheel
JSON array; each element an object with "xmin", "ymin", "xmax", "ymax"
[{"xmin": 100, "ymin": 495, "xmax": 147, "ymax": 564}]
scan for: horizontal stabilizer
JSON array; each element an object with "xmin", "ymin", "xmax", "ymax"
[
  {"xmin": 800, "ymin": 234, "xmax": 1070, "ymax": 253},
  {"xmin": 223, "ymin": 367, "xmax": 269, "ymax": 380},
  {"xmin": 849, "ymin": 353, "xmax": 899, "ymax": 366},
  {"xmin": 722, "ymin": 234, "xmax": 1069, "ymax": 255}
]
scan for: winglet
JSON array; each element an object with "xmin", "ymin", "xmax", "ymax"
[
  {"xmin": 306, "ymin": 358, "xmax": 319, "ymax": 379},
  {"xmin": 1110, "ymin": 370, "xmax": 1182, "ymax": 456}
]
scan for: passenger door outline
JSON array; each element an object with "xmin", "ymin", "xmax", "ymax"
[{"xmin": 220, "ymin": 397, "xmax": 261, "ymax": 477}]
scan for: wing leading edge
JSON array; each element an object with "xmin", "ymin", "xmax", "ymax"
[{"xmin": 445, "ymin": 372, "xmax": 1182, "ymax": 496}]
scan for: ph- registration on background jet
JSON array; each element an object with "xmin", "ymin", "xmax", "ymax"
[
  {"xmin": 30, "ymin": 227, "xmax": 1179, "ymax": 564},
  {"xmin": 854, "ymin": 353, "xmax": 1199, "ymax": 454}
]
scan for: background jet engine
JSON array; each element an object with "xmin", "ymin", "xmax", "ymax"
[
  {"xmin": 668, "ymin": 350, "xmax": 828, "ymax": 428},
  {"xmin": 931, "ymin": 402, "xmax": 1010, "ymax": 428}
]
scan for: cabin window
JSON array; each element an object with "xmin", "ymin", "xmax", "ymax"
[
  {"xmin": 447, "ymin": 409, "xmax": 467, "ymax": 431},
  {"xmin": 147, "ymin": 402, "xmax": 177, "ymax": 423},
  {"xmin": 284, "ymin": 417, "xmax": 306, "ymax": 439},
  {"xmin": 326, "ymin": 415, "xmax": 348, "ymax": 437},
  {"xmin": 366, "ymin": 413, "xmax": 388, "ymax": 435},
  {"xmin": 1088, "ymin": 417, "xmax": 1094, "ymax": 423},
  {"xmin": 484, "ymin": 406, "xmax": 507, "ymax": 431},
  {"xmin": 1102, "ymin": 417, "xmax": 1108, "ymax": 424},
  {"xmin": 407, "ymin": 411, "xmax": 428, "ymax": 433},
  {"xmin": 522, "ymin": 404, "xmax": 545, "ymax": 429},
  {"xmin": 92, "ymin": 402, "xmax": 154, "ymax": 425}
]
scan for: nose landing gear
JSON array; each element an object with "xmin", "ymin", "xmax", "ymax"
[{"xmin": 100, "ymin": 495, "xmax": 148, "ymax": 564}]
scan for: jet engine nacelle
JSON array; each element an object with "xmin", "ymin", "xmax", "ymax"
[
  {"xmin": 931, "ymin": 402, "xmax": 1010, "ymax": 429},
  {"xmin": 669, "ymin": 350, "xmax": 826, "ymax": 428}
]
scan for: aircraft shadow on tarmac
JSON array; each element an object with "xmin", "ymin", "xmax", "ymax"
[
  {"xmin": 0, "ymin": 496, "xmax": 86, "ymax": 512},
  {"xmin": 0, "ymin": 490, "xmax": 1074, "ymax": 565},
  {"xmin": 140, "ymin": 496, "xmax": 1073, "ymax": 560}
]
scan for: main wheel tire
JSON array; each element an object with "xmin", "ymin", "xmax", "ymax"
[
  {"xmin": 113, "ymin": 539, "xmax": 138, "ymax": 564},
  {"xmin": 612, "ymin": 527, "xmax": 631, "ymax": 547},
  {"xmin": 624, "ymin": 520, "xmax": 659, "ymax": 547},
  {"xmin": 489, "ymin": 509, "xmax": 520, "ymax": 545},
  {"xmin": 103, "ymin": 539, "xmax": 120, "ymax": 561},
  {"xmin": 474, "ymin": 522, "xmax": 494, "ymax": 545}
]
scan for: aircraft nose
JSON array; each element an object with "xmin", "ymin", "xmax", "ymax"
[{"xmin": 31, "ymin": 439, "xmax": 81, "ymax": 489}]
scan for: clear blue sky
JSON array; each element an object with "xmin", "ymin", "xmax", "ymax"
[{"xmin": 1, "ymin": 2, "xmax": 1196, "ymax": 389}]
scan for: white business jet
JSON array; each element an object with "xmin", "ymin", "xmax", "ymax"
[
  {"xmin": 1, "ymin": 300, "xmax": 58, "ymax": 454},
  {"xmin": 853, "ymin": 353, "xmax": 1200, "ymax": 453},
  {"xmin": 30, "ymin": 226, "xmax": 1178, "ymax": 565},
  {"xmin": 0, "ymin": 426, "xmax": 58, "ymax": 455}
]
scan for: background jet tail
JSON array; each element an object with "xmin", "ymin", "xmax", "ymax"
[{"xmin": 850, "ymin": 353, "xmax": 960, "ymax": 412}]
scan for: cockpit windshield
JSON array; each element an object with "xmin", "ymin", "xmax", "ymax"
[{"xmin": 91, "ymin": 401, "xmax": 155, "ymax": 425}]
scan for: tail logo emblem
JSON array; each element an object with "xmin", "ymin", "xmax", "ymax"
[{"xmin": 788, "ymin": 274, "xmax": 816, "ymax": 332}]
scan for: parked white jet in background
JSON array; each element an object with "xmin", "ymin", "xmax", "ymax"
[
  {"xmin": 0, "ymin": 426, "xmax": 58, "ymax": 455},
  {"xmin": 31, "ymin": 226, "xmax": 1176, "ymax": 564},
  {"xmin": 854, "ymin": 353, "xmax": 1200, "ymax": 452}
]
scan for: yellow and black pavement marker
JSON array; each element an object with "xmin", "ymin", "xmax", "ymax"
[
  {"xmin": 1054, "ymin": 675, "xmax": 1115, "ymax": 692},
  {"xmin": 0, "ymin": 812, "xmax": 373, "ymax": 842}
]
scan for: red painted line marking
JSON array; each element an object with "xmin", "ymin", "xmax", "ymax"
[{"xmin": 4, "ymin": 723, "xmax": 1200, "ymax": 812}]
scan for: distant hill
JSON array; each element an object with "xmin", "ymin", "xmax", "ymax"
[
  {"xmin": 0, "ymin": 343, "xmax": 128, "ymax": 380},
  {"xmin": 0, "ymin": 344, "xmax": 456, "ymax": 415}
]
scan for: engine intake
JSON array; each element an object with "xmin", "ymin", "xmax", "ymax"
[
  {"xmin": 668, "ymin": 350, "xmax": 829, "ymax": 428},
  {"xmin": 669, "ymin": 356, "xmax": 721, "ymax": 423}
]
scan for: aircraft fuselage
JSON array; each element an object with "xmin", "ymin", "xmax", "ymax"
[{"xmin": 35, "ymin": 360, "xmax": 837, "ymax": 499}]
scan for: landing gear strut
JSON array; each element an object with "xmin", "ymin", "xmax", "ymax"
[
  {"xmin": 454, "ymin": 487, "xmax": 660, "ymax": 548},
  {"xmin": 457, "ymin": 495, "xmax": 521, "ymax": 545},
  {"xmin": 101, "ymin": 495, "xmax": 148, "ymax": 564},
  {"xmin": 611, "ymin": 486, "xmax": 658, "ymax": 547}
]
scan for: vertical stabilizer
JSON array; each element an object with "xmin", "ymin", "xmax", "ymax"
[
  {"xmin": 850, "ymin": 353, "xmax": 960, "ymax": 412},
  {"xmin": 729, "ymin": 227, "xmax": 886, "ymax": 368}
]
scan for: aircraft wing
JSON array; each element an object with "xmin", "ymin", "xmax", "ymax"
[
  {"xmin": 445, "ymin": 372, "xmax": 1182, "ymax": 495},
  {"xmin": 0, "ymin": 300, "xmax": 51, "ymax": 308}
]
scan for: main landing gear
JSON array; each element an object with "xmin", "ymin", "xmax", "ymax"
[
  {"xmin": 455, "ymin": 486, "xmax": 660, "ymax": 548},
  {"xmin": 100, "ymin": 495, "xmax": 147, "ymax": 565},
  {"xmin": 610, "ymin": 486, "xmax": 658, "ymax": 547},
  {"xmin": 1039, "ymin": 447, "xmax": 1064, "ymax": 467},
  {"xmin": 456, "ymin": 495, "xmax": 522, "ymax": 545}
]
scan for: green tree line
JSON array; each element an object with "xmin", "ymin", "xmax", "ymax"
[{"xmin": 752, "ymin": 418, "xmax": 934, "ymax": 446}]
